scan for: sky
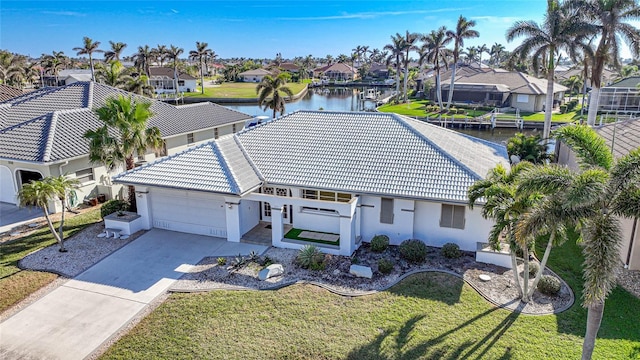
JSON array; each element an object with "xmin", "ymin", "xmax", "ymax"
[{"xmin": 0, "ymin": 0, "xmax": 636, "ymax": 60}]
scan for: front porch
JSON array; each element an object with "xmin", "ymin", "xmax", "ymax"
[{"xmin": 241, "ymin": 221, "xmax": 292, "ymax": 246}]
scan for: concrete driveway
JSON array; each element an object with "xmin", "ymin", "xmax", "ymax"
[
  {"xmin": 0, "ymin": 202, "xmax": 41, "ymax": 234},
  {"xmin": 0, "ymin": 229, "xmax": 267, "ymax": 360}
]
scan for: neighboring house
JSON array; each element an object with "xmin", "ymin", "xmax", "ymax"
[
  {"xmin": 433, "ymin": 69, "xmax": 567, "ymax": 112},
  {"xmin": 555, "ymin": 67, "xmax": 616, "ymax": 88},
  {"xmin": 597, "ymin": 76, "xmax": 640, "ymax": 115},
  {"xmin": 0, "ymin": 84, "xmax": 24, "ymax": 102},
  {"xmin": 148, "ymin": 67, "xmax": 198, "ymax": 94},
  {"xmin": 0, "ymin": 81, "xmax": 252, "ymax": 211},
  {"xmin": 238, "ymin": 68, "xmax": 273, "ymax": 83},
  {"xmin": 368, "ymin": 63, "xmax": 390, "ymax": 79},
  {"xmin": 279, "ymin": 63, "xmax": 300, "ymax": 73},
  {"xmin": 114, "ymin": 110, "xmax": 509, "ymax": 257},
  {"xmin": 556, "ymin": 118, "xmax": 640, "ymax": 270},
  {"xmin": 313, "ymin": 63, "xmax": 357, "ymax": 81},
  {"xmin": 42, "ymin": 69, "xmax": 93, "ymax": 87}
]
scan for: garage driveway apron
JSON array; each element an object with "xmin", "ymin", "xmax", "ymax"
[{"xmin": 0, "ymin": 229, "xmax": 267, "ymax": 360}]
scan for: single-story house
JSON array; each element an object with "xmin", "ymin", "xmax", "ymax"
[
  {"xmin": 113, "ymin": 110, "xmax": 509, "ymax": 257},
  {"xmin": 556, "ymin": 118, "xmax": 640, "ymax": 270},
  {"xmin": 0, "ymin": 81, "xmax": 251, "ymax": 211},
  {"xmin": 279, "ymin": 63, "xmax": 300, "ymax": 73},
  {"xmin": 148, "ymin": 67, "xmax": 198, "ymax": 94},
  {"xmin": 313, "ymin": 63, "xmax": 357, "ymax": 81},
  {"xmin": 597, "ymin": 76, "xmax": 640, "ymax": 115},
  {"xmin": 238, "ymin": 68, "xmax": 273, "ymax": 83},
  {"xmin": 42, "ymin": 69, "xmax": 93, "ymax": 87},
  {"xmin": 368, "ymin": 63, "xmax": 390, "ymax": 79}
]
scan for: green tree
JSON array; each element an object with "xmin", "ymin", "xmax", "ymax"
[
  {"xmin": 167, "ymin": 45, "xmax": 184, "ymax": 96},
  {"xmin": 489, "ymin": 42, "xmax": 506, "ymax": 67},
  {"xmin": 104, "ymin": 41, "xmax": 127, "ymax": 62},
  {"xmin": 476, "ymin": 43, "xmax": 489, "ymax": 65},
  {"xmin": 445, "ymin": 16, "xmax": 479, "ymax": 110},
  {"xmin": 40, "ymin": 51, "xmax": 69, "ymax": 86},
  {"xmin": 95, "ymin": 60, "xmax": 132, "ymax": 88},
  {"xmin": 133, "ymin": 45, "xmax": 153, "ymax": 77},
  {"xmin": 189, "ymin": 41, "xmax": 212, "ymax": 94},
  {"xmin": 73, "ymin": 36, "xmax": 103, "ymax": 81},
  {"xmin": 419, "ymin": 26, "xmax": 452, "ymax": 112},
  {"xmin": 256, "ymin": 73, "xmax": 294, "ymax": 118},
  {"xmin": 18, "ymin": 176, "xmax": 79, "ymax": 252},
  {"xmin": 506, "ymin": 133, "xmax": 551, "ymax": 164},
  {"xmin": 126, "ymin": 75, "xmax": 155, "ymax": 97},
  {"xmin": 562, "ymin": 74, "xmax": 584, "ymax": 100},
  {"xmin": 522, "ymin": 125, "xmax": 640, "ymax": 360},
  {"xmin": 84, "ymin": 95, "xmax": 164, "ymax": 210},
  {"xmin": 402, "ymin": 30, "xmax": 420, "ymax": 103},
  {"xmin": 507, "ymin": 0, "xmax": 594, "ymax": 143},
  {"xmin": 384, "ymin": 33, "xmax": 405, "ymax": 98},
  {"xmin": 574, "ymin": 0, "xmax": 640, "ymax": 126},
  {"xmin": 152, "ymin": 45, "xmax": 168, "ymax": 67}
]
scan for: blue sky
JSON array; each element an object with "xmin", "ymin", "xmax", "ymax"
[{"xmin": 0, "ymin": 0, "xmax": 634, "ymax": 60}]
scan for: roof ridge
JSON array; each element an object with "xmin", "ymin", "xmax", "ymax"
[
  {"xmin": 42, "ymin": 112, "xmax": 59, "ymax": 162},
  {"xmin": 210, "ymin": 140, "xmax": 241, "ymax": 194},
  {"xmin": 232, "ymin": 134, "xmax": 265, "ymax": 182},
  {"xmin": 392, "ymin": 114, "xmax": 482, "ymax": 180},
  {"xmin": 87, "ymin": 81, "xmax": 94, "ymax": 109}
]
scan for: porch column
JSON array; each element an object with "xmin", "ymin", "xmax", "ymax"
[
  {"xmin": 135, "ymin": 187, "xmax": 152, "ymax": 230},
  {"xmin": 271, "ymin": 205, "xmax": 284, "ymax": 248},
  {"xmin": 339, "ymin": 214, "xmax": 356, "ymax": 256},
  {"xmin": 225, "ymin": 199, "xmax": 241, "ymax": 242}
]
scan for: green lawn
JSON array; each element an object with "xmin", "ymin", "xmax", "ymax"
[
  {"xmin": 284, "ymin": 228, "xmax": 340, "ymax": 246},
  {"xmin": 100, "ymin": 235, "xmax": 640, "ymax": 359},
  {"xmin": 185, "ymin": 82, "xmax": 308, "ymax": 99},
  {"xmin": 378, "ymin": 101, "xmax": 490, "ymax": 119},
  {"xmin": 0, "ymin": 208, "xmax": 101, "ymax": 312},
  {"xmin": 519, "ymin": 111, "xmax": 581, "ymax": 122}
]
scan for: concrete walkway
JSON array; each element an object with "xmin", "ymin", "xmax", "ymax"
[
  {"xmin": 0, "ymin": 202, "xmax": 41, "ymax": 234},
  {"xmin": 0, "ymin": 229, "xmax": 267, "ymax": 360}
]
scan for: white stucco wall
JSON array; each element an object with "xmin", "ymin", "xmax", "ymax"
[
  {"xmin": 413, "ymin": 200, "xmax": 492, "ymax": 252},
  {"xmin": 293, "ymin": 207, "xmax": 341, "ymax": 234},
  {"xmin": 240, "ymin": 199, "xmax": 260, "ymax": 235},
  {"xmin": 359, "ymin": 196, "xmax": 415, "ymax": 245}
]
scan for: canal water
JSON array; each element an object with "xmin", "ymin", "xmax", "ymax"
[{"xmin": 220, "ymin": 86, "xmax": 535, "ymax": 145}]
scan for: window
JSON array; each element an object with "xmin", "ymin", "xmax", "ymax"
[
  {"xmin": 301, "ymin": 206, "xmax": 337, "ymax": 214},
  {"xmin": 232, "ymin": 124, "xmax": 237, "ymax": 133},
  {"xmin": 301, "ymin": 189, "xmax": 351, "ymax": 202},
  {"xmin": 214, "ymin": 128, "xmax": 219, "ymax": 139},
  {"xmin": 75, "ymin": 168, "xmax": 94, "ymax": 183},
  {"xmin": 440, "ymin": 204, "xmax": 466, "ymax": 229},
  {"xmin": 516, "ymin": 94, "xmax": 529, "ymax": 103},
  {"xmin": 380, "ymin": 198, "xmax": 394, "ymax": 224},
  {"xmin": 263, "ymin": 202, "xmax": 272, "ymax": 217},
  {"xmin": 178, "ymin": 80, "xmax": 185, "ymax": 86},
  {"xmin": 187, "ymin": 132, "xmax": 194, "ymax": 145}
]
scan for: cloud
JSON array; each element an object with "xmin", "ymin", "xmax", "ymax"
[
  {"xmin": 471, "ymin": 16, "xmax": 522, "ymax": 24},
  {"xmin": 41, "ymin": 11, "xmax": 85, "ymax": 17},
  {"xmin": 277, "ymin": 8, "xmax": 470, "ymax": 21},
  {"xmin": 170, "ymin": 9, "xmax": 179, "ymax": 14}
]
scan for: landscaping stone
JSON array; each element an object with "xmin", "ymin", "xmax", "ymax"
[
  {"xmin": 479, "ymin": 274, "xmax": 491, "ymax": 282},
  {"xmin": 350, "ymin": 265, "xmax": 373, "ymax": 279},
  {"xmin": 333, "ymin": 269, "xmax": 341, "ymax": 276},
  {"xmin": 259, "ymin": 264, "xmax": 284, "ymax": 280}
]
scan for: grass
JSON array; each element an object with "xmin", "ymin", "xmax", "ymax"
[
  {"xmin": 184, "ymin": 82, "xmax": 308, "ymax": 99},
  {"xmin": 100, "ymin": 234, "xmax": 640, "ymax": 359},
  {"xmin": 519, "ymin": 111, "xmax": 581, "ymax": 122},
  {"xmin": 284, "ymin": 228, "xmax": 339, "ymax": 246},
  {"xmin": 0, "ymin": 208, "xmax": 101, "ymax": 312}
]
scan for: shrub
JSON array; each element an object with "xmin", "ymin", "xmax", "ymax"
[
  {"xmin": 559, "ymin": 104, "xmax": 568, "ymax": 113},
  {"xmin": 441, "ymin": 243, "xmax": 461, "ymax": 259},
  {"xmin": 217, "ymin": 257, "xmax": 227, "ymax": 266},
  {"xmin": 100, "ymin": 199, "xmax": 129, "ymax": 218},
  {"xmin": 528, "ymin": 262, "xmax": 540, "ymax": 277},
  {"xmin": 537, "ymin": 275, "xmax": 561, "ymax": 296},
  {"xmin": 296, "ymin": 245, "xmax": 324, "ymax": 270},
  {"xmin": 378, "ymin": 258, "xmax": 394, "ymax": 274},
  {"xmin": 370, "ymin": 235, "xmax": 390, "ymax": 253},
  {"xmin": 399, "ymin": 239, "xmax": 428, "ymax": 263}
]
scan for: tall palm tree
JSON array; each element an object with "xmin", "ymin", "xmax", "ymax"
[
  {"xmin": 462, "ymin": 46, "xmax": 479, "ymax": 64},
  {"xmin": 133, "ymin": 45, "xmax": 153, "ymax": 77},
  {"xmin": 189, "ymin": 41, "xmax": 212, "ymax": 94},
  {"xmin": 419, "ymin": 27, "xmax": 452, "ymax": 111},
  {"xmin": 325, "ymin": 54, "xmax": 333, "ymax": 66},
  {"xmin": 572, "ymin": 0, "xmax": 640, "ymax": 125},
  {"xmin": 401, "ymin": 31, "xmax": 420, "ymax": 102},
  {"xmin": 523, "ymin": 125, "xmax": 640, "ymax": 360},
  {"xmin": 84, "ymin": 95, "xmax": 164, "ymax": 210},
  {"xmin": 507, "ymin": 0, "xmax": 594, "ymax": 143},
  {"xmin": 104, "ymin": 41, "xmax": 127, "ymax": 62},
  {"xmin": 126, "ymin": 75, "xmax": 155, "ymax": 97},
  {"xmin": 95, "ymin": 60, "xmax": 132, "ymax": 88},
  {"xmin": 489, "ymin": 42, "xmax": 506, "ymax": 66},
  {"xmin": 41, "ymin": 51, "xmax": 68, "ymax": 86},
  {"xmin": 384, "ymin": 33, "xmax": 405, "ymax": 98},
  {"xmin": 166, "ymin": 45, "xmax": 184, "ymax": 96},
  {"xmin": 445, "ymin": 16, "xmax": 479, "ymax": 110},
  {"xmin": 18, "ymin": 176, "xmax": 78, "ymax": 252},
  {"xmin": 73, "ymin": 36, "xmax": 103, "ymax": 81},
  {"xmin": 48, "ymin": 176, "xmax": 80, "ymax": 245},
  {"xmin": 476, "ymin": 43, "xmax": 489, "ymax": 66},
  {"xmin": 256, "ymin": 73, "xmax": 294, "ymax": 118},
  {"xmin": 152, "ymin": 45, "xmax": 168, "ymax": 67},
  {"xmin": 562, "ymin": 74, "xmax": 584, "ymax": 100}
]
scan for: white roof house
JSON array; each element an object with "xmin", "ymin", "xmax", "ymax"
[{"xmin": 115, "ymin": 111, "xmax": 509, "ymax": 256}]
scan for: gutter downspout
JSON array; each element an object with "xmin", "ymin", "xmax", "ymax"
[{"xmin": 625, "ymin": 218, "xmax": 638, "ymax": 269}]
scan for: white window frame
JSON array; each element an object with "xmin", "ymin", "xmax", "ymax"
[
  {"xmin": 75, "ymin": 168, "xmax": 95, "ymax": 184},
  {"xmin": 301, "ymin": 189, "xmax": 351, "ymax": 203}
]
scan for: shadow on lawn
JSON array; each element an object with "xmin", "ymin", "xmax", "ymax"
[
  {"xmin": 386, "ymin": 272, "xmax": 464, "ymax": 305},
  {"xmin": 346, "ymin": 304, "xmax": 521, "ymax": 360}
]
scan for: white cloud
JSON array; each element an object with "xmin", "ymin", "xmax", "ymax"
[
  {"xmin": 41, "ymin": 11, "xmax": 85, "ymax": 17},
  {"xmin": 277, "ymin": 8, "xmax": 471, "ymax": 21},
  {"xmin": 471, "ymin": 16, "xmax": 522, "ymax": 24}
]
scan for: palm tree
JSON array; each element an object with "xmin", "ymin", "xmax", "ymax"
[
  {"xmin": 18, "ymin": 176, "xmax": 78, "ymax": 252},
  {"xmin": 256, "ymin": 73, "xmax": 294, "ymax": 118},
  {"xmin": 41, "ymin": 51, "xmax": 68, "ymax": 86},
  {"xmin": 562, "ymin": 75, "xmax": 584, "ymax": 100},
  {"xmin": 573, "ymin": 0, "xmax": 640, "ymax": 126},
  {"xmin": 507, "ymin": 0, "xmax": 594, "ymax": 143},
  {"xmin": 489, "ymin": 42, "xmax": 506, "ymax": 66},
  {"xmin": 462, "ymin": 46, "xmax": 479, "ymax": 64},
  {"xmin": 166, "ymin": 45, "xmax": 184, "ymax": 96},
  {"xmin": 325, "ymin": 54, "xmax": 334, "ymax": 66},
  {"xmin": 133, "ymin": 45, "xmax": 153, "ymax": 77},
  {"xmin": 152, "ymin": 45, "xmax": 168, "ymax": 67},
  {"xmin": 189, "ymin": 42, "xmax": 212, "ymax": 94},
  {"xmin": 104, "ymin": 41, "xmax": 127, "ymax": 62},
  {"xmin": 73, "ymin": 36, "xmax": 103, "ymax": 81},
  {"xmin": 506, "ymin": 133, "xmax": 550, "ymax": 164},
  {"xmin": 95, "ymin": 60, "xmax": 132, "ymax": 88},
  {"xmin": 476, "ymin": 44, "xmax": 489, "ymax": 66},
  {"xmin": 126, "ymin": 75, "xmax": 155, "ymax": 97},
  {"xmin": 419, "ymin": 27, "xmax": 452, "ymax": 111},
  {"xmin": 384, "ymin": 33, "xmax": 405, "ymax": 98},
  {"xmin": 84, "ymin": 95, "xmax": 164, "ymax": 210},
  {"xmin": 445, "ymin": 16, "xmax": 479, "ymax": 110},
  {"xmin": 48, "ymin": 176, "xmax": 80, "ymax": 245},
  {"xmin": 521, "ymin": 125, "xmax": 640, "ymax": 360},
  {"xmin": 401, "ymin": 31, "xmax": 420, "ymax": 102}
]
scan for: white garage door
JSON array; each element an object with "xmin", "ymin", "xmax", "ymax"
[
  {"xmin": 0, "ymin": 166, "xmax": 16, "ymax": 204},
  {"xmin": 150, "ymin": 189, "xmax": 227, "ymax": 237}
]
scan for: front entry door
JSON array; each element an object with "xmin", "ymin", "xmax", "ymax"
[{"xmin": 261, "ymin": 187, "xmax": 291, "ymax": 224}]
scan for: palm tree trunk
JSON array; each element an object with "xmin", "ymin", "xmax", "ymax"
[
  {"xmin": 174, "ymin": 65, "xmax": 179, "ymax": 97},
  {"xmin": 126, "ymin": 156, "xmax": 137, "ymax": 211},
  {"xmin": 42, "ymin": 207, "xmax": 65, "ymax": 251},
  {"xmin": 582, "ymin": 302, "xmax": 605, "ymax": 360},
  {"xmin": 543, "ymin": 68, "xmax": 555, "ymax": 143},
  {"xmin": 395, "ymin": 58, "xmax": 400, "ymax": 98},
  {"xmin": 528, "ymin": 231, "xmax": 555, "ymax": 298},
  {"xmin": 403, "ymin": 64, "xmax": 409, "ymax": 103},
  {"xmin": 89, "ymin": 54, "xmax": 95, "ymax": 82},
  {"xmin": 522, "ymin": 245, "xmax": 530, "ymax": 302},
  {"xmin": 446, "ymin": 63, "xmax": 457, "ymax": 111},
  {"xmin": 435, "ymin": 72, "xmax": 443, "ymax": 111},
  {"xmin": 510, "ymin": 250, "xmax": 523, "ymax": 297},
  {"xmin": 586, "ymin": 86, "xmax": 600, "ymax": 126},
  {"xmin": 58, "ymin": 196, "xmax": 66, "ymax": 248},
  {"xmin": 200, "ymin": 58, "xmax": 205, "ymax": 94}
]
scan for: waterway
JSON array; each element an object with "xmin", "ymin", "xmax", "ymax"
[{"xmin": 219, "ymin": 86, "xmax": 535, "ymax": 145}]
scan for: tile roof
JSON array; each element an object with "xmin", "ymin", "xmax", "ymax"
[
  {"xmin": 112, "ymin": 137, "xmax": 261, "ymax": 195},
  {"xmin": 594, "ymin": 118, "xmax": 640, "ymax": 159},
  {"xmin": 444, "ymin": 69, "xmax": 568, "ymax": 95},
  {"xmin": 0, "ymin": 84, "xmax": 24, "ymax": 102},
  {"xmin": 0, "ymin": 82, "xmax": 251, "ymax": 163},
  {"xmin": 148, "ymin": 67, "xmax": 196, "ymax": 80},
  {"xmin": 319, "ymin": 63, "xmax": 355, "ymax": 74},
  {"xmin": 239, "ymin": 68, "xmax": 272, "ymax": 76},
  {"xmin": 606, "ymin": 76, "xmax": 640, "ymax": 89}
]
